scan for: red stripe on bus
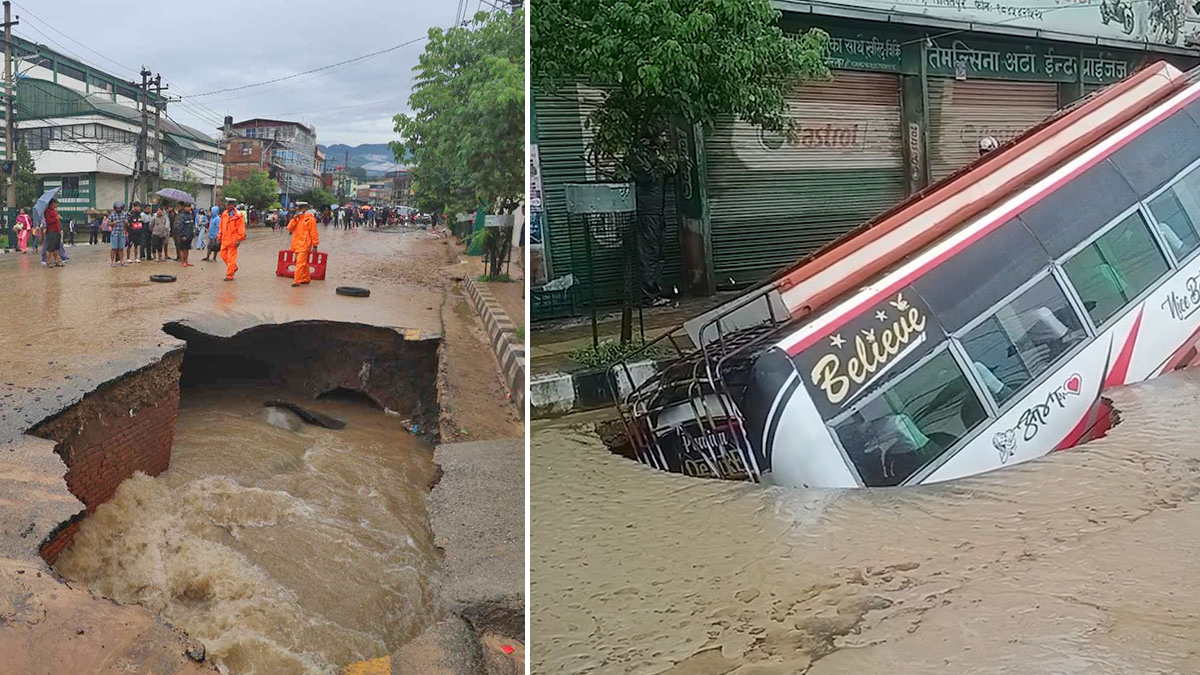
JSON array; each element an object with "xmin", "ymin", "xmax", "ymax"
[
  {"xmin": 785, "ymin": 86, "xmax": 1200, "ymax": 357},
  {"xmin": 1104, "ymin": 308, "xmax": 1144, "ymax": 389}
]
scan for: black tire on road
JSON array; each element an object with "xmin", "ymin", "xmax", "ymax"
[
  {"xmin": 336, "ymin": 286, "xmax": 370, "ymax": 297},
  {"xmin": 150, "ymin": 274, "xmax": 176, "ymax": 283}
]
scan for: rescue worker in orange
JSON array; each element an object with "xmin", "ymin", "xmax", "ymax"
[
  {"xmin": 218, "ymin": 197, "xmax": 246, "ymax": 280},
  {"xmin": 287, "ymin": 201, "xmax": 319, "ymax": 286}
]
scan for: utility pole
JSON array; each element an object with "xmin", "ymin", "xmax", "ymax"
[
  {"xmin": 131, "ymin": 67, "xmax": 150, "ymax": 203},
  {"xmin": 150, "ymin": 74, "xmax": 167, "ymax": 197},
  {"xmin": 3, "ymin": 1, "xmax": 18, "ymax": 242}
]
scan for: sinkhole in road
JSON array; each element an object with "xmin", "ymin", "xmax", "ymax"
[{"xmin": 33, "ymin": 320, "xmax": 446, "ymax": 674}]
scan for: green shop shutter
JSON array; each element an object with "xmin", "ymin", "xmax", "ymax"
[
  {"xmin": 706, "ymin": 70, "xmax": 906, "ymax": 288},
  {"xmin": 927, "ymin": 78, "xmax": 1059, "ymax": 183},
  {"xmin": 533, "ymin": 85, "xmax": 683, "ymax": 314}
]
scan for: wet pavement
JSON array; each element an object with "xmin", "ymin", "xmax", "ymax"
[
  {"xmin": 0, "ymin": 225, "xmax": 523, "ymax": 674},
  {"xmin": 532, "ymin": 367, "xmax": 1200, "ymax": 675}
]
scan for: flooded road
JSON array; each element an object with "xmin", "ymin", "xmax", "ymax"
[
  {"xmin": 57, "ymin": 386, "xmax": 439, "ymax": 675},
  {"xmin": 532, "ymin": 368, "xmax": 1200, "ymax": 675}
]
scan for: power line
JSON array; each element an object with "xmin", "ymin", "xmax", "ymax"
[
  {"xmin": 258, "ymin": 95, "xmax": 409, "ymax": 120},
  {"xmin": 10, "ymin": 6, "xmax": 228, "ymax": 128},
  {"xmin": 182, "ymin": 35, "xmax": 429, "ymax": 99}
]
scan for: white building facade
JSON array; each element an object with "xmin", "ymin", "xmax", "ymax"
[{"xmin": 11, "ymin": 36, "xmax": 223, "ymax": 220}]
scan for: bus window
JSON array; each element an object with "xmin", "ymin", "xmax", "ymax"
[
  {"xmin": 1062, "ymin": 211, "xmax": 1169, "ymax": 327},
  {"xmin": 960, "ymin": 275, "xmax": 1088, "ymax": 406},
  {"xmin": 1147, "ymin": 167, "xmax": 1200, "ymax": 261},
  {"xmin": 831, "ymin": 349, "xmax": 987, "ymax": 487}
]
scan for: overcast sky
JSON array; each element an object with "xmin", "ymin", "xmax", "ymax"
[{"xmin": 18, "ymin": 0, "xmax": 470, "ymax": 146}]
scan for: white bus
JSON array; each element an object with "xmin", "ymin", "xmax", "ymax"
[{"xmin": 616, "ymin": 62, "xmax": 1200, "ymax": 488}]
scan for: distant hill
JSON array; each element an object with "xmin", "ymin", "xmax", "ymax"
[{"xmin": 319, "ymin": 143, "xmax": 411, "ymax": 176}]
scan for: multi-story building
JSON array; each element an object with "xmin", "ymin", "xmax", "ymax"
[
  {"xmin": 10, "ymin": 36, "xmax": 223, "ymax": 222},
  {"xmin": 222, "ymin": 136, "xmax": 277, "ymax": 185},
  {"xmin": 320, "ymin": 165, "xmax": 353, "ymax": 201},
  {"xmin": 381, "ymin": 167, "xmax": 413, "ymax": 206},
  {"xmin": 313, "ymin": 147, "xmax": 325, "ymax": 192},
  {"xmin": 223, "ymin": 118, "xmax": 318, "ymax": 204}
]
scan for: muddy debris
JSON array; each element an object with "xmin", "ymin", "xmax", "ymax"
[{"xmin": 263, "ymin": 400, "xmax": 347, "ymax": 430}]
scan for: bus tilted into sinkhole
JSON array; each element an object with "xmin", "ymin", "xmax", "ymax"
[{"xmin": 615, "ymin": 61, "xmax": 1200, "ymax": 488}]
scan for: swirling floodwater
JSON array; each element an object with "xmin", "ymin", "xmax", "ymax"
[
  {"xmin": 56, "ymin": 386, "xmax": 440, "ymax": 675},
  {"xmin": 532, "ymin": 368, "xmax": 1200, "ymax": 675}
]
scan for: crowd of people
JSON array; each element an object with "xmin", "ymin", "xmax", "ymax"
[{"xmin": 10, "ymin": 198, "xmax": 431, "ymax": 287}]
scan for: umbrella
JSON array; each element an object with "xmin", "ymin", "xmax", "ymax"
[
  {"xmin": 155, "ymin": 188, "xmax": 195, "ymax": 204},
  {"xmin": 32, "ymin": 187, "xmax": 61, "ymax": 226}
]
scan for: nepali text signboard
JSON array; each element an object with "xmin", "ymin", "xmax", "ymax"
[
  {"xmin": 924, "ymin": 36, "xmax": 1137, "ymax": 84},
  {"xmin": 812, "ymin": 0, "xmax": 1200, "ymax": 50}
]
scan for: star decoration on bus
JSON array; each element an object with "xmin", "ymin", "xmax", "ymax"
[
  {"xmin": 875, "ymin": 310, "xmax": 888, "ymax": 322},
  {"xmin": 829, "ymin": 334, "xmax": 846, "ymax": 348}
]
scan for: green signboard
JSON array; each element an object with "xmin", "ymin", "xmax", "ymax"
[
  {"xmin": 922, "ymin": 36, "xmax": 1137, "ymax": 84},
  {"xmin": 826, "ymin": 33, "xmax": 904, "ymax": 72},
  {"xmin": 788, "ymin": 24, "xmax": 908, "ymax": 73}
]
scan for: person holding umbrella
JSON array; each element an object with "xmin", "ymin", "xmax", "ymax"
[{"xmin": 286, "ymin": 201, "xmax": 318, "ymax": 287}]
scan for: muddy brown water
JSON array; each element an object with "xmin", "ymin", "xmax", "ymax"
[
  {"xmin": 56, "ymin": 386, "xmax": 439, "ymax": 675},
  {"xmin": 532, "ymin": 368, "xmax": 1200, "ymax": 675}
]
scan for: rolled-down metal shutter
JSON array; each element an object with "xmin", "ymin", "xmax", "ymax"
[
  {"xmin": 706, "ymin": 70, "xmax": 906, "ymax": 287},
  {"xmin": 533, "ymin": 85, "xmax": 683, "ymax": 313},
  {"xmin": 533, "ymin": 88, "xmax": 588, "ymax": 292},
  {"xmin": 927, "ymin": 78, "xmax": 1059, "ymax": 183}
]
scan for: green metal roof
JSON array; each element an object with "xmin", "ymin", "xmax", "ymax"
[
  {"xmin": 14, "ymin": 78, "xmax": 218, "ymax": 149},
  {"xmin": 167, "ymin": 133, "xmax": 204, "ymax": 152}
]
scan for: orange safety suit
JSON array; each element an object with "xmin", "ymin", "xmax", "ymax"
[
  {"xmin": 287, "ymin": 210, "xmax": 319, "ymax": 284},
  {"xmin": 219, "ymin": 207, "xmax": 246, "ymax": 279}
]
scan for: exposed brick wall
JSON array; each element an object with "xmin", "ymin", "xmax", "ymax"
[
  {"xmin": 61, "ymin": 395, "xmax": 178, "ymax": 510},
  {"xmin": 32, "ymin": 352, "xmax": 183, "ymax": 565}
]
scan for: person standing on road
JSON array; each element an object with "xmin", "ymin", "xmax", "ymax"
[
  {"xmin": 126, "ymin": 201, "xmax": 142, "ymax": 262},
  {"xmin": 42, "ymin": 199, "xmax": 64, "ymax": 268},
  {"xmin": 287, "ymin": 200, "xmax": 318, "ymax": 287},
  {"xmin": 89, "ymin": 211, "xmax": 100, "ymax": 245},
  {"xmin": 107, "ymin": 201, "xmax": 129, "ymax": 267},
  {"xmin": 194, "ymin": 208, "xmax": 208, "ymax": 250},
  {"xmin": 140, "ymin": 203, "xmax": 153, "ymax": 262},
  {"xmin": 15, "ymin": 208, "xmax": 30, "ymax": 253},
  {"xmin": 150, "ymin": 206, "xmax": 169, "ymax": 261},
  {"xmin": 219, "ymin": 197, "xmax": 246, "ymax": 280},
  {"xmin": 168, "ymin": 205, "xmax": 182, "ymax": 260},
  {"xmin": 177, "ymin": 203, "xmax": 196, "ymax": 267},
  {"xmin": 204, "ymin": 205, "xmax": 221, "ymax": 262}
]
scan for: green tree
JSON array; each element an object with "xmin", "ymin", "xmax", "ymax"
[
  {"xmin": 13, "ymin": 142, "xmax": 37, "ymax": 209},
  {"xmin": 222, "ymin": 169, "xmax": 279, "ymax": 209},
  {"xmin": 298, "ymin": 186, "xmax": 335, "ymax": 208},
  {"xmin": 533, "ymin": 0, "xmax": 828, "ymax": 342},
  {"xmin": 392, "ymin": 8, "xmax": 524, "ymax": 216}
]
